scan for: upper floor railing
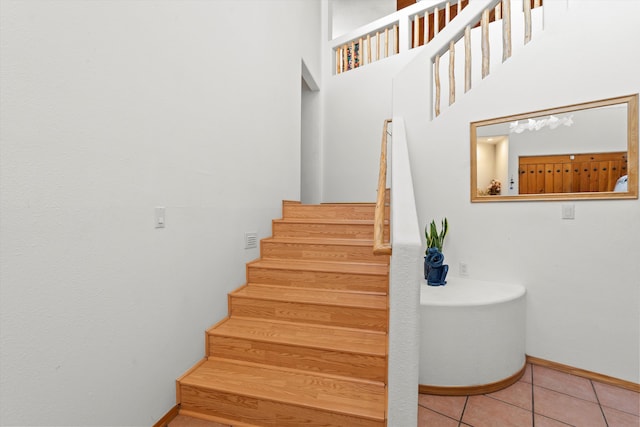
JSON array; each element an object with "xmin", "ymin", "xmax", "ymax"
[
  {"xmin": 332, "ymin": 0, "xmax": 473, "ymax": 74},
  {"xmin": 330, "ymin": 0, "xmax": 544, "ymax": 118},
  {"xmin": 431, "ymin": 0, "xmax": 542, "ymax": 116}
]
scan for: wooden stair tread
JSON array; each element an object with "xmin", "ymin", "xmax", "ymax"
[
  {"xmin": 181, "ymin": 358, "xmax": 386, "ymax": 421},
  {"xmin": 248, "ymin": 259, "xmax": 388, "ymax": 275},
  {"xmin": 274, "ymin": 218, "xmax": 382, "ymax": 225},
  {"xmin": 285, "ymin": 201, "xmax": 376, "ymax": 207},
  {"xmin": 262, "ymin": 236, "xmax": 376, "ymax": 247},
  {"xmin": 211, "ymin": 317, "xmax": 386, "ymax": 355},
  {"xmin": 231, "ymin": 285, "xmax": 387, "ymax": 308}
]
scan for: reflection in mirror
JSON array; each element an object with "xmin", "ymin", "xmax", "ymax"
[{"xmin": 470, "ymin": 94, "xmax": 638, "ymax": 202}]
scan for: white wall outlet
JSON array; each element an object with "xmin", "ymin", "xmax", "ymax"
[
  {"xmin": 561, "ymin": 204, "xmax": 575, "ymax": 220},
  {"xmin": 154, "ymin": 207, "xmax": 166, "ymax": 228},
  {"xmin": 459, "ymin": 262, "xmax": 469, "ymax": 276}
]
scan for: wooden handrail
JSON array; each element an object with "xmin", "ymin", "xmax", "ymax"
[{"xmin": 373, "ymin": 119, "xmax": 392, "ymax": 255}]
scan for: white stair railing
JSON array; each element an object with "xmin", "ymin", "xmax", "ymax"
[
  {"xmin": 431, "ymin": 0, "xmax": 543, "ymax": 117},
  {"xmin": 331, "ymin": 0, "xmax": 472, "ymax": 74},
  {"xmin": 331, "ymin": 1, "xmax": 544, "ymax": 118}
]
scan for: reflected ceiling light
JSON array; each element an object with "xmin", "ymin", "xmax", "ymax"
[{"xmin": 509, "ymin": 114, "xmax": 574, "ymax": 133}]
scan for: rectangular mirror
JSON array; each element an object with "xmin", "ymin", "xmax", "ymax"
[{"xmin": 471, "ymin": 94, "xmax": 638, "ymax": 202}]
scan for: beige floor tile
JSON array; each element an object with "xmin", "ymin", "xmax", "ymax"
[
  {"xmin": 534, "ymin": 385, "xmax": 607, "ymax": 426},
  {"xmin": 462, "ymin": 395, "xmax": 533, "ymax": 427},
  {"xmin": 532, "ymin": 365, "xmax": 598, "ymax": 402},
  {"xmin": 534, "ymin": 413, "xmax": 574, "ymax": 426},
  {"xmin": 521, "ymin": 363, "xmax": 533, "ymax": 384},
  {"xmin": 418, "ymin": 405, "xmax": 460, "ymax": 427},
  {"xmin": 593, "ymin": 381, "xmax": 640, "ymax": 416},
  {"xmin": 487, "ymin": 380, "xmax": 533, "ymax": 411},
  {"xmin": 602, "ymin": 405, "xmax": 640, "ymax": 427},
  {"xmin": 418, "ymin": 393, "xmax": 467, "ymax": 420}
]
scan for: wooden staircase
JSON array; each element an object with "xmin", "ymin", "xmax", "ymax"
[{"xmin": 176, "ymin": 200, "xmax": 390, "ymax": 427}]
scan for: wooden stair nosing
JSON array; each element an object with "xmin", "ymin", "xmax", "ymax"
[
  {"xmin": 179, "ymin": 358, "xmax": 386, "ymax": 421},
  {"xmin": 242, "ymin": 283, "xmax": 387, "ymax": 296},
  {"xmin": 261, "ymin": 236, "xmax": 378, "ymax": 248},
  {"xmin": 247, "ymin": 259, "xmax": 389, "ymax": 276}
]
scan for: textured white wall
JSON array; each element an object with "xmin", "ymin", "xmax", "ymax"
[
  {"xmin": 393, "ymin": 0, "xmax": 640, "ymax": 383},
  {"xmin": 0, "ymin": 1, "xmax": 320, "ymax": 425},
  {"xmin": 386, "ymin": 118, "xmax": 422, "ymax": 427}
]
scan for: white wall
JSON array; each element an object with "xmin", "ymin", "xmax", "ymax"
[
  {"xmin": 392, "ymin": 0, "xmax": 640, "ymax": 382},
  {"xmin": 322, "ymin": 51, "xmax": 423, "ymax": 202},
  {"xmin": 301, "ymin": 67, "xmax": 323, "ymax": 204},
  {"xmin": 0, "ymin": 1, "xmax": 320, "ymax": 425},
  {"xmin": 331, "ymin": 0, "xmax": 396, "ymax": 39}
]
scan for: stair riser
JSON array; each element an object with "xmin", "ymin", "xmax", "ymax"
[
  {"xmin": 272, "ymin": 222, "xmax": 389, "ymax": 240},
  {"xmin": 229, "ymin": 297, "xmax": 387, "ymax": 331},
  {"xmin": 179, "ymin": 385, "xmax": 385, "ymax": 427},
  {"xmin": 247, "ymin": 267, "xmax": 388, "ymax": 293},
  {"xmin": 261, "ymin": 241, "xmax": 389, "ymax": 264},
  {"xmin": 208, "ymin": 336, "xmax": 386, "ymax": 382},
  {"xmin": 282, "ymin": 204, "xmax": 388, "ymax": 221}
]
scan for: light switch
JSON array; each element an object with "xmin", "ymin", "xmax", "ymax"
[
  {"xmin": 155, "ymin": 207, "xmax": 166, "ymax": 228},
  {"xmin": 561, "ymin": 204, "xmax": 575, "ymax": 220}
]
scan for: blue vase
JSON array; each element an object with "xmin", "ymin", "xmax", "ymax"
[{"xmin": 424, "ymin": 248, "xmax": 448, "ymax": 286}]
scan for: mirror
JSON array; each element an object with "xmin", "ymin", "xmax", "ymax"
[{"xmin": 471, "ymin": 94, "xmax": 638, "ymax": 202}]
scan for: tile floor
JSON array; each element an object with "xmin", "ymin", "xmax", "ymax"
[
  {"xmin": 419, "ymin": 363, "xmax": 640, "ymax": 427},
  {"xmin": 168, "ymin": 363, "xmax": 640, "ymax": 427}
]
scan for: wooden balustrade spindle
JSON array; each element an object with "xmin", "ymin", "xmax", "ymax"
[
  {"xmin": 343, "ymin": 44, "xmax": 348, "ymax": 71},
  {"xmin": 524, "ymin": 0, "xmax": 532, "ymax": 44},
  {"xmin": 481, "ymin": 9, "xmax": 490, "ymax": 78},
  {"xmin": 336, "ymin": 48, "xmax": 340, "ymax": 74},
  {"xmin": 434, "ymin": 7, "xmax": 440, "ymax": 35},
  {"xmin": 464, "ymin": 25, "xmax": 471, "ymax": 92},
  {"xmin": 449, "ymin": 40, "xmax": 455, "ymax": 105},
  {"xmin": 495, "ymin": 3, "xmax": 502, "ymax": 20},
  {"xmin": 367, "ymin": 34, "xmax": 372, "ymax": 63},
  {"xmin": 393, "ymin": 24, "xmax": 398, "ymax": 54},
  {"xmin": 385, "ymin": 28, "xmax": 389, "ymax": 57},
  {"xmin": 414, "ymin": 14, "xmax": 419, "ymax": 48},
  {"xmin": 445, "ymin": 2, "xmax": 450, "ymax": 26},
  {"xmin": 435, "ymin": 54, "xmax": 441, "ymax": 116},
  {"xmin": 376, "ymin": 31, "xmax": 380, "ymax": 60},
  {"xmin": 359, "ymin": 37, "xmax": 363, "ymax": 66},
  {"xmin": 502, "ymin": 0, "xmax": 512, "ymax": 61},
  {"xmin": 534, "ymin": 0, "xmax": 541, "ymax": 8},
  {"xmin": 350, "ymin": 41, "xmax": 355, "ymax": 69},
  {"xmin": 424, "ymin": 11, "xmax": 430, "ymax": 44}
]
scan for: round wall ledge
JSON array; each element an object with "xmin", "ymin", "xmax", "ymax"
[{"xmin": 419, "ymin": 276, "xmax": 526, "ymax": 392}]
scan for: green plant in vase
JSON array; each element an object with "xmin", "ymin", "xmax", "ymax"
[{"xmin": 424, "ymin": 218, "xmax": 449, "ymax": 286}]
